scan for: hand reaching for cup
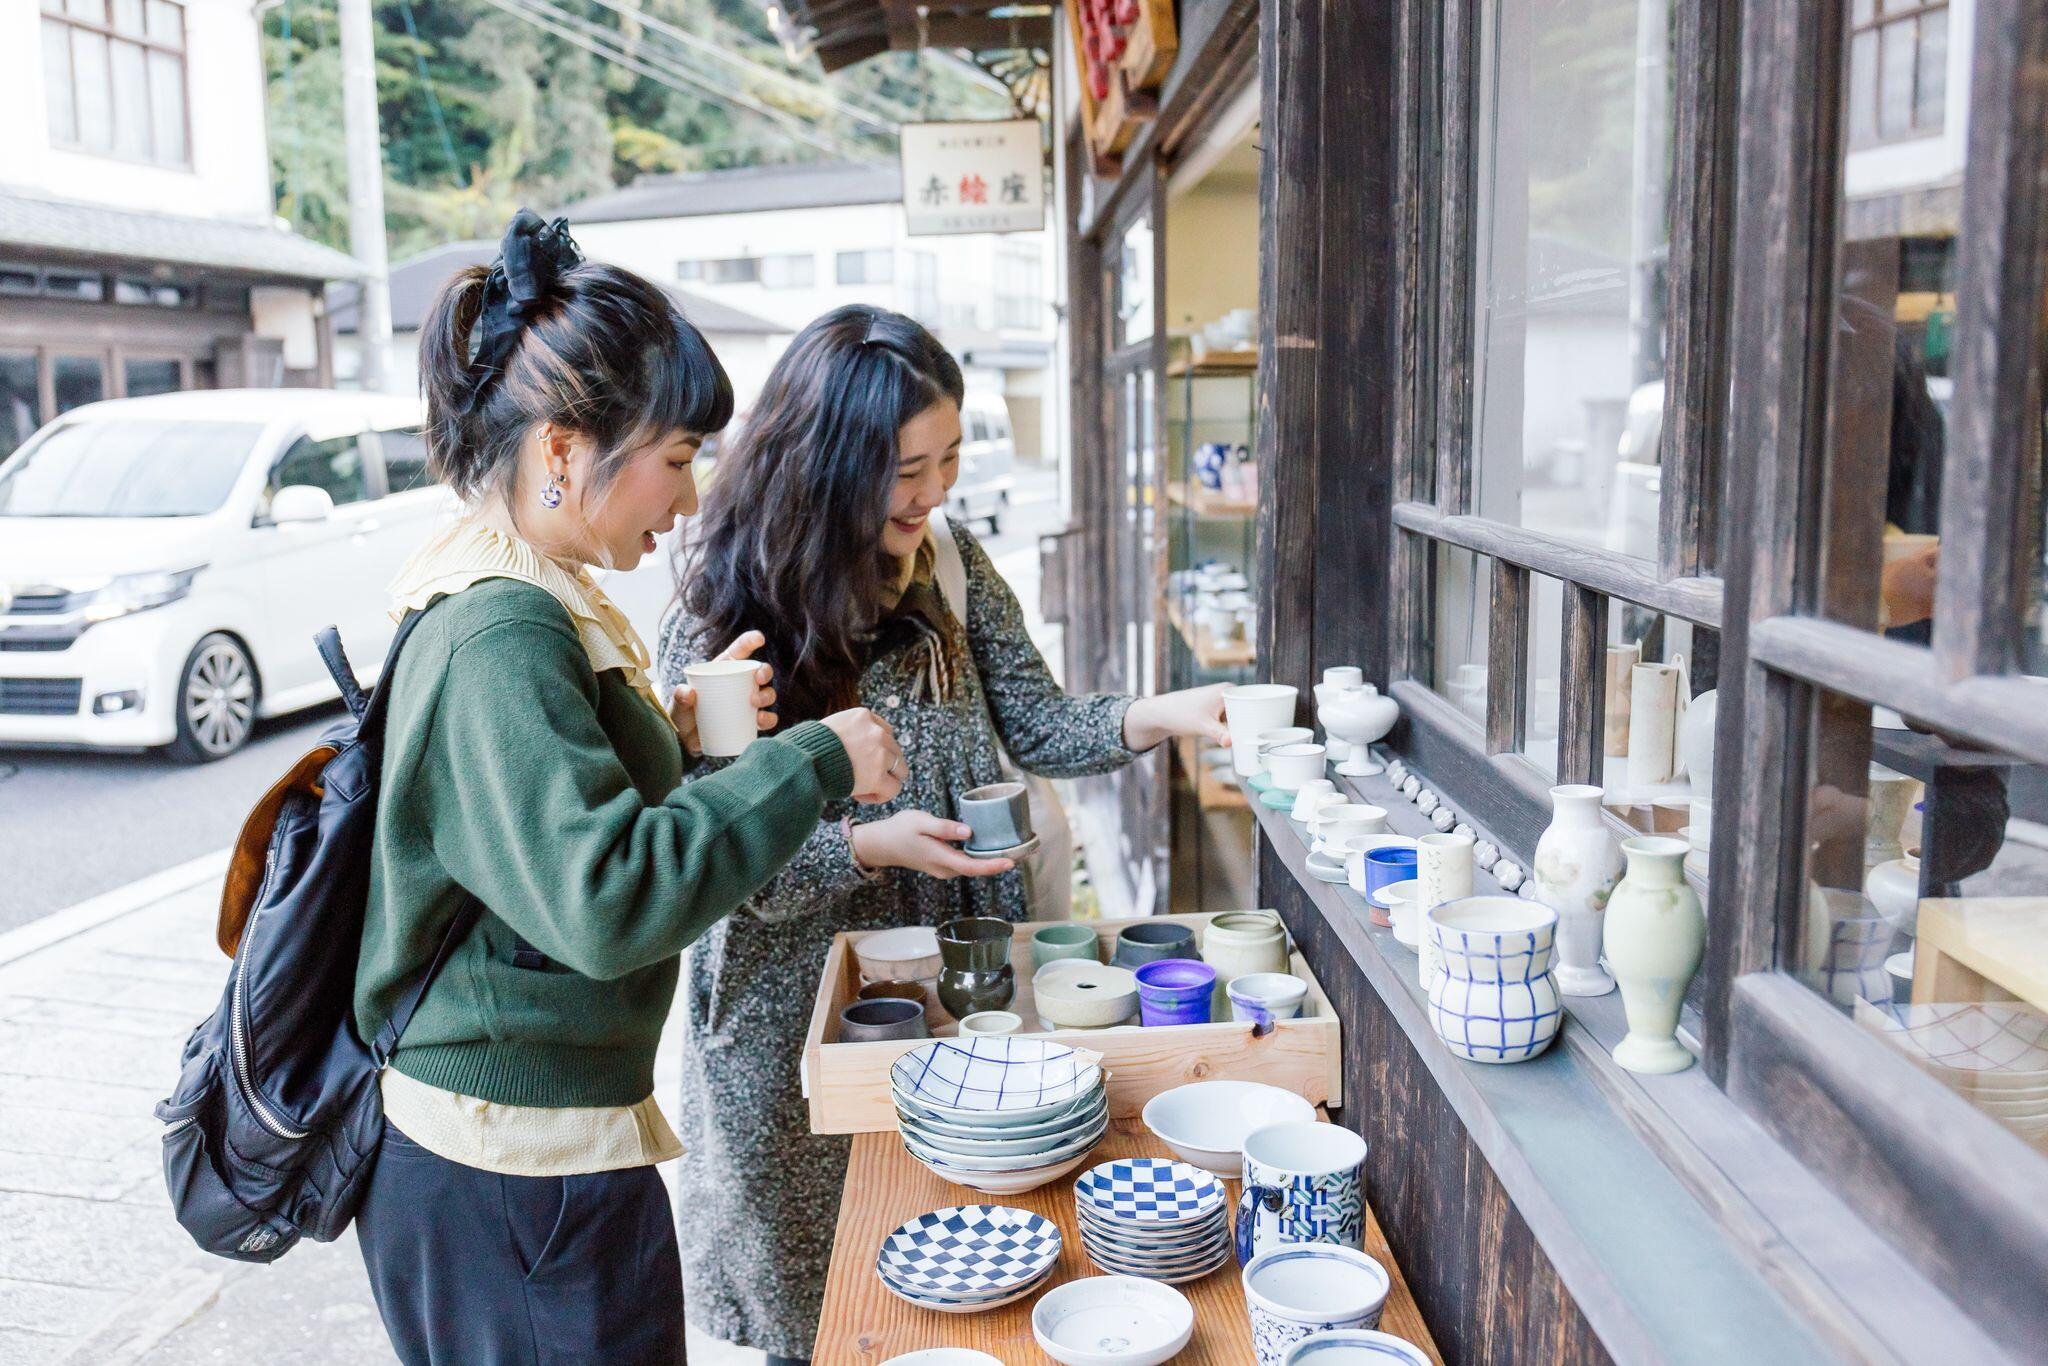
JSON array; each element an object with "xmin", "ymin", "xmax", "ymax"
[
  {"xmin": 822, "ymin": 706, "xmax": 905, "ymax": 804},
  {"xmin": 668, "ymin": 630, "xmax": 778, "ymax": 756},
  {"xmin": 850, "ymin": 810, "xmax": 1015, "ymax": 880},
  {"xmin": 1120, "ymin": 681, "xmax": 1234, "ymax": 752}
]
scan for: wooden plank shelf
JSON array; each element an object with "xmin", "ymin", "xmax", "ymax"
[
  {"xmin": 1166, "ymin": 602, "xmax": 1257, "ymax": 669},
  {"xmin": 1167, "ymin": 480, "xmax": 1259, "ymax": 518},
  {"xmin": 1175, "ymin": 734, "xmax": 1249, "ymax": 811},
  {"xmin": 1167, "ymin": 350, "xmax": 1259, "ymax": 377},
  {"xmin": 814, "ymin": 1118, "xmax": 1445, "ymax": 1364}
]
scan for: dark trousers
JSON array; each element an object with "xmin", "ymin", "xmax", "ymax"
[{"xmin": 356, "ymin": 1125, "xmax": 686, "ymax": 1365}]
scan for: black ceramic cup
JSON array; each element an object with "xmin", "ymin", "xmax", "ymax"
[
  {"xmin": 1113, "ymin": 920, "xmax": 1199, "ymax": 968},
  {"xmin": 937, "ymin": 917, "xmax": 1016, "ymax": 1017},
  {"xmin": 838, "ymin": 997, "xmax": 930, "ymax": 1043}
]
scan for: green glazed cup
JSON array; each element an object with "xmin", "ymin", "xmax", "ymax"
[{"xmin": 1031, "ymin": 923, "xmax": 1101, "ymax": 972}]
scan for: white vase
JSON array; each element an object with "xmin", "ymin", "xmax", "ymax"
[
  {"xmin": 1864, "ymin": 853, "xmax": 1921, "ymax": 937},
  {"xmin": 1865, "ymin": 764, "xmax": 1916, "ymax": 868},
  {"xmin": 1322, "ymin": 685, "xmax": 1399, "ymax": 777},
  {"xmin": 1604, "ymin": 836, "xmax": 1706, "ymax": 1074},
  {"xmin": 1626, "ymin": 662, "xmax": 1680, "ymax": 789},
  {"xmin": 1532, "ymin": 785, "xmax": 1623, "ymax": 996},
  {"xmin": 1677, "ymin": 688, "xmax": 1717, "ymax": 799}
]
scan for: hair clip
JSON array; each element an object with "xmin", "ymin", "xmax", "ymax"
[{"xmin": 861, "ymin": 312, "xmax": 886, "ymax": 348}]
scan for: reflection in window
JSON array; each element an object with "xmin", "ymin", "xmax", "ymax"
[
  {"xmin": 1119, "ymin": 218, "xmax": 1155, "ymax": 348},
  {"xmin": 121, "ymin": 357, "xmax": 180, "ymax": 398},
  {"xmin": 1800, "ymin": 687, "xmax": 2048, "ymax": 1156},
  {"xmin": 1847, "ymin": 0, "xmax": 1948, "ymax": 148},
  {"xmin": 53, "ymin": 355, "xmax": 104, "ymax": 413},
  {"xmin": 1469, "ymin": 0, "xmax": 1673, "ymax": 556},
  {"xmin": 1601, "ymin": 609, "xmax": 1719, "ymax": 872},
  {"xmin": 0, "ymin": 353, "xmax": 39, "ymax": 462},
  {"xmin": 1431, "ymin": 544, "xmax": 1489, "ymax": 724},
  {"xmin": 267, "ymin": 434, "xmax": 368, "ymax": 508},
  {"xmin": 1524, "ymin": 573, "xmax": 1565, "ymax": 776}
]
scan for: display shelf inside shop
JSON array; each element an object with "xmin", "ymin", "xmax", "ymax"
[
  {"xmin": 1165, "ymin": 600, "xmax": 1256, "ymax": 669},
  {"xmin": 1166, "ymin": 479, "xmax": 1258, "ymax": 518},
  {"xmin": 1252, "ymin": 754, "xmax": 1840, "ymax": 1365},
  {"xmin": 1174, "ymin": 734, "xmax": 1249, "ymax": 812},
  {"xmin": 1166, "ymin": 350, "xmax": 1259, "ymax": 377}
]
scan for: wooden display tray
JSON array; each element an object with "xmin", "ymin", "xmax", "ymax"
[
  {"xmin": 1167, "ymin": 480, "xmax": 1259, "ymax": 518},
  {"xmin": 802, "ymin": 912, "xmax": 1342, "ymax": 1135},
  {"xmin": 814, "ymin": 1118, "xmax": 1444, "ymax": 1364},
  {"xmin": 1167, "ymin": 351, "xmax": 1259, "ymax": 377}
]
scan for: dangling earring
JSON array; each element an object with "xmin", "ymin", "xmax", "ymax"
[{"xmin": 541, "ymin": 470, "xmax": 565, "ymax": 509}]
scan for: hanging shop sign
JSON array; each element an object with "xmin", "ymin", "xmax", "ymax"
[
  {"xmin": 899, "ymin": 120, "xmax": 1046, "ymax": 236},
  {"xmin": 1068, "ymin": 0, "xmax": 1179, "ymax": 170}
]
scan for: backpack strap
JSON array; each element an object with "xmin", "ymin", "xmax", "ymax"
[{"xmin": 371, "ymin": 895, "xmax": 484, "ymax": 1069}]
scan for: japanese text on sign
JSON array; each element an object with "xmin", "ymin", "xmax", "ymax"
[{"xmin": 900, "ymin": 120, "xmax": 1045, "ymax": 236}]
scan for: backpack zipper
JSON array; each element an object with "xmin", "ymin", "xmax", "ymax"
[{"xmin": 229, "ymin": 852, "xmax": 310, "ymax": 1141}]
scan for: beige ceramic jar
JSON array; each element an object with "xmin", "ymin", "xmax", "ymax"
[{"xmin": 1200, "ymin": 910, "xmax": 1289, "ymax": 1013}]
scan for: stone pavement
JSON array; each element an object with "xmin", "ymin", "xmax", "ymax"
[{"xmin": 0, "ymin": 861, "xmax": 753, "ymax": 1364}]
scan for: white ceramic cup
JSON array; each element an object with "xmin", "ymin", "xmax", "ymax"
[
  {"xmin": 684, "ymin": 659, "xmax": 761, "ymax": 756},
  {"xmin": 1227, "ymin": 971, "xmax": 1310, "ymax": 1024},
  {"xmin": 1414, "ymin": 832, "xmax": 1475, "ymax": 919},
  {"xmin": 1257, "ymin": 726, "xmax": 1317, "ymax": 753},
  {"xmin": 1265, "ymin": 744, "xmax": 1328, "ymax": 791},
  {"xmin": 1241, "ymin": 1244, "xmax": 1391, "ymax": 1366},
  {"xmin": 1313, "ymin": 804, "xmax": 1389, "ymax": 855},
  {"xmin": 957, "ymin": 1010, "xmax": 1023, "ymax": 1037},
  {"xmin": 1382, "ymin": 880, "xmax": 1423, "ymax": 947},
  {"xmin": 1225, "ymin": 685, "xmax": 1301, "ymax": 776},
  {"xmin": 1289, "ymin": 780, "xmax": 1339, "ymax": 822},
  {"xmin": 1340, "ymin": 833, "xmax": 1417, "ymax": 896}
]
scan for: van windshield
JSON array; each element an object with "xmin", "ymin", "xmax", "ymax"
[{"xmin": 0, "ymin": 419, "xmax": 262, "ymax": 518}]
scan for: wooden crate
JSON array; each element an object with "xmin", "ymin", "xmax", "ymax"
[{"xmin": 801, "ymin": 912, "xmax": 1342, "ymax": 1135}]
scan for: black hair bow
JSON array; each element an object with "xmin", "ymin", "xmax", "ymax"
[{"xmin": 462, "ymin": 208, "xmax": 583, "ymax": 414}]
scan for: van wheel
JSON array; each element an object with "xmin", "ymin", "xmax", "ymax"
[{"xmin": 168, "ymin": 634, "xmax": 258, "ymax": 763}]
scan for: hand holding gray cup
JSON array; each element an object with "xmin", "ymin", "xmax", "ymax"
[{"xmin": 957, "ymin": 781, "xmax": 1032, "ymax": 853}]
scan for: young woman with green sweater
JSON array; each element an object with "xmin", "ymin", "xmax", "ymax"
[{"xmin": 350, "ymin": 212, "xmax": 904, "ymax": 1365}]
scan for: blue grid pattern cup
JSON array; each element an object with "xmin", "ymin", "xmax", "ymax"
[{"xmin": 1424, "ymin": 896, "xmax": 1562, "ymax": 1064}]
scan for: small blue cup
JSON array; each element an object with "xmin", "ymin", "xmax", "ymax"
[{"xmin": 1362, "ymin": 847, "xmax": 1417, "ymax": 903}]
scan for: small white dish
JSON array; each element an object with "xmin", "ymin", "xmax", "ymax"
[
  {"xmin": 912, "ymin": 1146, "xmax": 1098, "ymax": 1195},
  {"xmin": 884, "ymin": 1350, "xmax": 1008, "ymax": 1366},
  {"xmin": 1141, "ymin": 1080, "xmax": 1318, "ymax": 1175},
  {"xmin": 963, "ymin": 834, "xmax": 1042, "ymax": 861},
  {"xmin": 1304, "ymin": 850, "xmax": 1349, "ymax": 884},
  {"xmin": 1032, "ymin": 1275, "xmax": 1196, "ymax": 1366},
  {"xmin": 959, "ymin": 1010, "xmax": 1023, "ymax": 1037}
]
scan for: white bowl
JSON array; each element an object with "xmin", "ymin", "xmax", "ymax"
[
  {"xmin": 902, "ymin": 1093, "xmax": 1109, "ymax": 1156},
  {"xmin": 959, "ymin": 1010, "xmax": 1023, "ymax": 1037},
  {"xmin": 900, "ymin": 1084, "xmax": 1106, "ymax": 1139},
  {"xmin": 903, "ymin": 1111, "xmax": 1109, "ymax": 1171},
  {"xmin": 1285, "ymin": 1329, "xmax": 1432, "ymax": 1365},
  {"xmin": 1032, "ymin": 1275, "xmax": 1195, "ymax": 1366},
  {"xmin": 855, "ymin": 925, "xmax": 944, "ymax": 982},
  {"xmin": 883, "ymin": 1352, "xmax": 1007, "ymax": 1366},
  {"xmin": 1141, "ymin": 1080, "xmax": 1318, "ymax": 1174},
  {"xmin": 891, "ymin": 1037, "xmax": 1104, "ymax": 1122}
]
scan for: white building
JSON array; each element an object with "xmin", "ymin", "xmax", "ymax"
[
  {"xmin": 0, "ymin": 0, "xmax": 363, "ymax": 462},
  {"xmin": 563, "ymin": 161, "xmax": 1056, "ymax": 459},
  {"xmin": 327, "ymin": 240, "xmax": 792, "ymax": 410}
]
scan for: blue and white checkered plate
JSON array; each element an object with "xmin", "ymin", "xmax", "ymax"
[
  {"xmin": 874, "ymin": 1204, "xmax": 1062, "ymax": 1310},
  {"xmin": 1073, "ymin": 1157, "xmax": 1227, "ymax": 1227},
  {"xmin": 890, "ymin": 1038, "xmax": 1105, "ymax": 1125}
]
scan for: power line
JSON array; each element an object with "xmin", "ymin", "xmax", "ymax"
[
  {"xmin": 575, "ymin": 0, "xmax": 899, "ymax": 136},
  {"xmin": 397, "ymin": 0, "xmax": 467, "ymax": 185},
  {"xmin": 475, "ymin": 0, "xmax": 876, "ymax": 163}
]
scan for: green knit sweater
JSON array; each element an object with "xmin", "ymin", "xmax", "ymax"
[{"xmin": 355, "ymin": 577, "xmax": 854, "ymax": 1108}]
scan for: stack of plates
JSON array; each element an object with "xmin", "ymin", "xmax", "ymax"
[
  {"xmin": 875, "ymin": 1204, "xmax": 1062, "ymax": 1314},
  {"xmin": 1856, "ymin": 1000, "xmax": 2048, "ymax": 1141},
  {"xmin": 1072, "ymin": 1157, "xmax": 1233, "ymax": 1283},
  {"xmin": 892, "ymin": 1038, "xmax": 1110, "ymax": 1194}
]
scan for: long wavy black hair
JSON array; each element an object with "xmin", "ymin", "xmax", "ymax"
[{"xmin": 681, "ymin": 305, "xmax": 964, "ymax": 722}]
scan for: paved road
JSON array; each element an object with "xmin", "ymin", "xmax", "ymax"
[{"xmin": 0, "ymin": 466, "xmax": 1064, "ymax": 930}]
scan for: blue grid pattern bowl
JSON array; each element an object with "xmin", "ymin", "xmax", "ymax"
[{"xmin": 891, "ymin": 1038, "xmax": 1104, "ymax": 1123}]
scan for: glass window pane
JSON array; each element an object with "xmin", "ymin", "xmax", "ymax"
[
  {"xmin": 1431, "ymin": 543, "xmax": 1489, "ymax": 724},
  {"xmin": 1877, "ymin": 20, "xmax": 1915, "ymax": 139},
  {"xmin": 1469, "ymin": 0, "xmax": 1674, "ymax": 558},
  {"xmin": 267, "ymin": 435, "xmax": 369, "ymax": 508},
  {"xmin": 44, "ymin": 270, "xmax": 104, "ymax": 301},
  {"xmin": 0, "ymin": 353, "xmax": 41, "ymax": 463},
  {"xmin": 52, "ymin": 355, "xmax": 104, "ymax": 413},
  {"xmin": 110, "ymin": 39, "xmax": 149, "ymax": 160},
  {"xmin": 1524, "ymin": 573, "xmax": 1565, "ymax": 777},
  {"xmin": 1849, "ymin": 30, "xmax": 1880, "ymax": 148},
  {"xmin": 122, "ymin": 357, "xmax": 180, "ymax": 398},
  {"xmin": 71, "ymin": 28, "xmax": 112, "ymax": 151},
  {"xmin": 1914, "ymin": 11, "xmax": 1948, "ymax": 133},
  {"xmin": 145, "ymin": 0, "xmax": 182, "ymax": 45},
  {"xmin": 1600, "ymin": 609, "xmax": 1719, "ymax": 864},
  {"xmin": 1119, "ymin": 218, "xmax": 1154, "ymax": 348},
  {"xmin": 0, "ymin": 418, "xmax": 260, "ymax": 516},
  {"xmin": 148, "ymin": 50, "xmax": 185, "ymax": 164},
  {"xmin": 42, "ymin": 19, "xmax": 75, "ymax": 144},
  {"xmin": 66, "ymin": 0, "xmax": 106, "ymax": 20},
  {"xmin": 376, "ymin": 426, "xmax": 435, "ymax": 493},
  {"xmin": 1794, "ymin": 687, "xmax": 2048, "ymax": 1162},
  {"xmin": 111, "ymin": 0, "xmax": 142, "ymax": 36}
]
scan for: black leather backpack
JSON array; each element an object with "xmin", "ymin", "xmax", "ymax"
[{"xmin": 154, "ymin": 610, "xmax": 478, "ymax": 1262}]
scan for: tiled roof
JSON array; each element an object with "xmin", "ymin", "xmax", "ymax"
[
  {"xmin": 0, "ymin": 190, "xmax": 364, "ymax": 282},
  {"xmin": 327, "ymin": 240, "xmax": 787, "ymax": 337},
  {"xmin": 556, "ymin": 160, "xmax": 901, "ymax": 224}
]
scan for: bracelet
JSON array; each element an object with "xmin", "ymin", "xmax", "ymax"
[{"xmin": 842, "ymin": 816, "xmax": 882, "ymax": 879}]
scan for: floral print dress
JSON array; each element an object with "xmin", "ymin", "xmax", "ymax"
[{"xmin": 655, "ymin": 518, "xmax": 1139, "ymax": 1358}]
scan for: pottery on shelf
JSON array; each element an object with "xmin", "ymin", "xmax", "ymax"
[
  {"xmin": 1032, "ymin": 922, "xmax": 1103, "ymax": 971},
  {"xmin": 1626, "ymin": 660, "xmax": 1681, "ymax": 789},
  {"xmin": 1865, "ymin": 852, "xmax": 1922, "ymax": 937},
  {"xmin": 1382, "ymin": 880, "xmax": 1423, "ymax": 947},
  {"xmin": 1202, "ymin": 910, "xmax": 1291, "ymax": 1014},
  {"xmin": 1414, "ymin": 832, "xmax": 1475, "ymax": 922},
  {"xmin": 1115, "ymin": 920, "xmax": 1198, "ymax": 968},
  {"xmin": 854, "ymin": 925, "xmax": 943, "ymax": 983},
  {"xmin": 1604, "ymin": 837, "xmax": 1706, "ymax": 1074},
  {"xmin": 1676, "ymin": 687, "xmax": 1718, "ymax": 798},
  {"xmin": 1312, "ymin": 804, "xmax": 1389, "ymax": 856},
  {"xmin": 1134, "ymin": 959, "xmax": 1218, "ymax": 1026},
  {"xmin": 1290, "ymin": 780, "xmax": 1341, "ymax": 822},
  {"xmin": 1425, "ymin": 896, "xmax": 1562, "ymax": 1064},
  {"xmin": 1320, "ymin": 685, "xmax": 1398, "ymax": 777},
  {"xmin": 1224, "ymin": 685, "xmax": 1301, "ymax": 777},
  {"xmin": 1806, "ymin": 887, "xmax": 1896, "ymax": 1009},
  {"xmin": 1492, "ymin": 862, "xmax": 1524, "ymax": 891},
  {"xmin": 1266, "ymin": 743, "xmax": 1329, "ymax": 792},
  {"xmin": 1603, "ymin": 642, "xmax": 1639, "ymax": 758},
  {"xmin": 1532, "ymin": 785, "xmax": 1624, "ymax": 998},
  {"xmin": 1865, "ymin": 764, "xmax": 1917, "ymax": 868},
  {"xmin": 936, "ymin": 917, "xmax": 1016, "ymax": 1018},
  {"xmin": 1227, "ymin": 972, "xmax": 1310, "ymax": 1026},
  {"xmin": 1035, "ymin": 959, "xmax": 1141, "ymax": 1028}
]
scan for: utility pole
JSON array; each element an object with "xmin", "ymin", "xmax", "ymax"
[{"xmin": 339, "ymin": 0, "xmax": 393, "ymax": 393}]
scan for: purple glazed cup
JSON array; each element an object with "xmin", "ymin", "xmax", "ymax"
[{"xmin": 1134, "ymin": 958, "xmax": 1219, "ymax": 1026}]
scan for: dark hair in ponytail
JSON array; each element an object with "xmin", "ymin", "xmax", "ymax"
[
  {"xmin": 682, "ymin": 305, "xmax": 964, "ymax": 723},
  {"xmin": 418, "ymin": 217, "xmax": 733, "ymax": 506}
]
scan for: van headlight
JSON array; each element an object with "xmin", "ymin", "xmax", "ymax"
[{"xmin": 81, "ymin": 567, "xmax": 206, "ymax": 624}]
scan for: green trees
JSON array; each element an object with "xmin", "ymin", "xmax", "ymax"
[{"xmin": 262, "ymin": 0, "xmax": 1010, "ymax": 259}]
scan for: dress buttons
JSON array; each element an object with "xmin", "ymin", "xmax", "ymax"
[{"xmin": 884, "ymin": 694, "xmax": 902, "ymax": 709}]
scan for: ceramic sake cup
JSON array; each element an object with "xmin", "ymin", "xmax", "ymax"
[
  {"xmin": 1289, "ymin": 781, "xmax": 1341, "ymax": 823},
  {"xmin": 1134, "ymin": 958, "xmax": 1218, "ymax": 1026},
  {"xmin": 1241, "ymin": 1242, "xmax": 1389, "ymax": 1366},
  {"xmin": 1114, "ymin": 921, "xmax": 1198, "ymax": 968},
  {"xmin": 1228, "ymin": 972, "xmax": 1310, "ymax": 1026},
  {"xmin": 958, "ymin": 1010, "xmax": 1024, "ymax": 1038},
  {"xmin": 1265, "ymin": 744, "xmax": 1329, "ymax": 793},
  {"xmin": 1255, "ymin": 726, "xmax": 1317, "ymax": 755},
  {"xmin": 958, "ymin": 782, "xmax": 1032, "ymax": 852},
  {"xmin": 1032, "ymin": 922, "xmax": 1102, "ymax": 971},
  {"xmin": 838, "ymin": 998, "xmax": 930, "ymax": 1043}
]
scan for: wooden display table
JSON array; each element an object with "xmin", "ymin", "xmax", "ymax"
[{"xmin": 814, "ymin": 1118, "xmax": 1442, "ymax": 1364}]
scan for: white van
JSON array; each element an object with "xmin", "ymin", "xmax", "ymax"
[
  {"xmin": 0, "ymin": 389, "xmax": 452, "ymax": 761},
  {"xmin": 950, "ymin": 391, "xmax": 1017, "ymax": 534}
]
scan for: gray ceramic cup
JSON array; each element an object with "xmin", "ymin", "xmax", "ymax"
[
  {"xmin": 1114, "ymin": 920, "xmax": 1198, "ymax": 968},
  {"xmin": 838, "ymin": 998, "xmax": 929, "ymax": 1043},
  {"xmin": 958, "ymin": 781, "xmax": 1031, "ymax": 852},
  {"xmin": 1032, "ymin": 923, "xmax": 1101, "ymax": 971}
]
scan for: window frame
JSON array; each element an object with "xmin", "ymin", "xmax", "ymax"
[
  {"xmin": 1846, "ymin": 0, "xmax": 1951, "ymax": 149},
  {"xmin": 40, "ymin": 0, "xmax": 191, "ymax": 170}
]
